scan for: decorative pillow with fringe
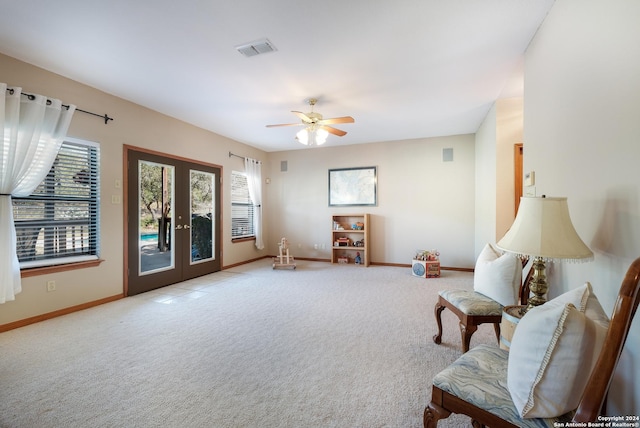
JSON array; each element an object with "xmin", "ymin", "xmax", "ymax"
[{"xmin": 507, "ymin": 283, "xmax": 609, "ymax": 418}]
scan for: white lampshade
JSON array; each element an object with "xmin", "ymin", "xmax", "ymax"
[{"xmin": 496, "ymin": 196, "xmax": 593, "ymax": 262}]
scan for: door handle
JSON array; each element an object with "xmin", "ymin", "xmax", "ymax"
[
  {"xmin": 176, "ymin": 225, "xmax": 183, "ymax": 230},
  {"xmin": 184, "ymin": 224, "xmax": 191, "ymax": 229}
]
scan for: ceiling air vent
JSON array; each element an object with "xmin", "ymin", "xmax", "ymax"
[{"xmin": 235, "ymin": 39, "xmax": 276, "ymax": 57}]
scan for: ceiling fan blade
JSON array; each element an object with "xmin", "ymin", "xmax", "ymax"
[
  {"xmin": 318, "ymin": 116, "xmax": 355, "ymax": 125},
  {"xmin": 266, "ymin": 123, "xmax": 304, "ymax": 128},
  {"xmin": 321, "ymin": 125, "xmax": 347, "ymax": 137},
  {"xmin": 292, "ymin": 111, "xmax": 313, "ymax": 123}
]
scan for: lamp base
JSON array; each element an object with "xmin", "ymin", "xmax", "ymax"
[{"xmin": 526, "ymin": 257, "xmax": 548, "ymax": 312}]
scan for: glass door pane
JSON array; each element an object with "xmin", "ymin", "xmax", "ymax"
[
  {"xmin": 139, "ymin": 160, "xmax": 174, "ymax": 274},
  {"xmin": 190, "ymin": 169, "xmax": 215, "ymax": 264}
]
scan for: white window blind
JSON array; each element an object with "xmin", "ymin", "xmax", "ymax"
[
  {"xmin": 231, "ymin": 171, "xmax": 255, "ymax": 239},
  {"xmin": 12, "ymin": 139, "xmax": 100, "ymax": 267}
]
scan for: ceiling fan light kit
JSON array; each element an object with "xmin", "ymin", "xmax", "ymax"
[
  {"xmin": 267, "ymin": 98, "xmax": 354, "ymax": 146},
  {"xmin": 296, "ymin": 126, "xmax": 329, "ymax": 146}
]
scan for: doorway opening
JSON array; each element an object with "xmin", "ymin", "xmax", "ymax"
[{"xmin": 514, "ymin": 143, "xmax": 523, "ymax": 215}]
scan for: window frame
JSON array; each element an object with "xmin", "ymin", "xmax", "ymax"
[
  {"xmin": 230, "ymin": 170, "xmax": 255, "ymax": 241},
  {"xmin": 12, "ymin": 137, "xmax": 101, "ymax": 271}
]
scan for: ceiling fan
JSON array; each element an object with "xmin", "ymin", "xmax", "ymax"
[{"xmin": 266, "ymin": 98, "xmax": 354, "ymax": 145}]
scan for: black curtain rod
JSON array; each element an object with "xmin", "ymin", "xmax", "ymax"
[
  {"xmin": 75, "ymin": 108, "xmax": 113, "ymax": 125},
  {"xmin": 229, "ymin": 151, "xmax": 261, "ymax": 164},
  {"xmin": 6, "ymin": 88, "xmax": 114, "ymax": 125}
]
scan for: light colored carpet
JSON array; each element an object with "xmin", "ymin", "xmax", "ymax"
[{"xmin": 0, "ymin": 260, "xmax": 497, "ymax": 428}]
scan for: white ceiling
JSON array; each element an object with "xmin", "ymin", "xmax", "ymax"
[{"xmin": 0, "ymin": 0, "xmax": 554, "ymax": 152}]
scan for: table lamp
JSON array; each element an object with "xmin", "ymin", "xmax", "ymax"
[{"xmin": 496, "ymin": 196, "xmax": 593, "ymax": 311}]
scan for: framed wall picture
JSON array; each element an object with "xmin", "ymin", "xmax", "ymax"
[{"xmin": 328, "ymin": 166, "xmax": 377, "ymax": 206}]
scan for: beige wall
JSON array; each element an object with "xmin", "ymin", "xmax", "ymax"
[
  {"xmin": 474, "ymin": 97, "xmax": 523, "ymax": 257},
  {"xmin": 474, "ymin": 103, "xmax": 497, "ymax": 255},
  {"xmin": 524, "ymin": 0, "xmax": 640, "ymax": 414},
  {"xmin": 0, "ymin": 53, "xmax": 268, "ymax": 325},
  {"xmin": 265, "ymin": 135, "xmax": 476, "ymax": 268}
]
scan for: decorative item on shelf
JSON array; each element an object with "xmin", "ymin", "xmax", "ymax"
[
  {"xmin": 353, "ymin": 239, "xmax": 364, "ymax": 247},
  {"xmin": 355, "ymin": 252, "xmax": 362, "ymax": 264},
  {"xmin": 351, "ymin": 222, "xmax": 364, "ymax": 230},
  {"xmin": 337, "ymin": 237, "xmax": 351, "ymax": 246},
  {"xmin": 338, "ymin": 256, "xmax": 349, "ymax": 264},
  {"xmin": 496, "ymin": 196, "xmax": 593, "ymax": 312}
]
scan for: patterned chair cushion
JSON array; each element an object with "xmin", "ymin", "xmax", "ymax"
[
  {"xmin": 432, "ymin": 344, "xmax": 573, "ymax": 428},
  {"xmin": 438, "ymin": 289, "xmax": 503, "ymax": 316}
]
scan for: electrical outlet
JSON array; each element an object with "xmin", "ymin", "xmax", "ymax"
[{"xmin": 46, "ymin": 280, "xmax": 56, "ymax": 292}]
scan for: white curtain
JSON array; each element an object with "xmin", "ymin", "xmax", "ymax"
[
  {"xmin": 0, "ymin": 83, "xmax": 75, "ymax": 303},
  {"xmin": 244, "ymin": 157, "xmax": 264, "ymax": 250}
]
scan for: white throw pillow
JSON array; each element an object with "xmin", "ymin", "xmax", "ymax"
[
  {"xmin": 544, "ymin": 282, "xmax": 609, "ymax": 325},
  {"xmin": 507, "ymin": 285, "xmax": 609, "ymax": 418},
  {"xmin": 547, "ymin": 282, "xmax": 590, "ymax": 308},
  {"xmin": 473, "ymin": 243, "xmax": 522, "ymax": 306}
]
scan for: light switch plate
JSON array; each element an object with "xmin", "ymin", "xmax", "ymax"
[{"xmin": 524, "ymin": 171, "xmax": 535, "ymax": 186}]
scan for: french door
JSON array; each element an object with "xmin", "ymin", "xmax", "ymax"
[{"xmin": 125, "ymin": 147, "xmax": 221, "ymax": 296}]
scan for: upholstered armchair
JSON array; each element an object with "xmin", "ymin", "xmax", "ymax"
[{"xmin": 433, "ymin": 243, "xmax": 530, "ymax": 352}]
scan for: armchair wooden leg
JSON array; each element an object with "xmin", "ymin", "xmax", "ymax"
[
  {"xmin": 493, "ymin": 322, "xmax": 501, "ymax": 344},
  {"xmin": 459, "ymin": 322, "xmax": 477, "ymax": 353},
  {"xmin": 424, "ymin": 402, "xmax": 450, "ymax": 428},
  {"xmin": 433, "ymin": 301, "xmax": 445, "ymax": 345}
]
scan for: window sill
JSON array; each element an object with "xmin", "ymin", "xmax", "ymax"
[
  {"xmin": 20, "ymin": 259, "xmax": 105, "ymax": 278},
  {"xmin": 232, "ymin": 237, "xmax": 256, "ymax": 244}
]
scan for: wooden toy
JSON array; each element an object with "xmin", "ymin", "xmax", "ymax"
[{"xmin": 273, "ymin": 237, "xmax": 296, "ymax": 269}]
